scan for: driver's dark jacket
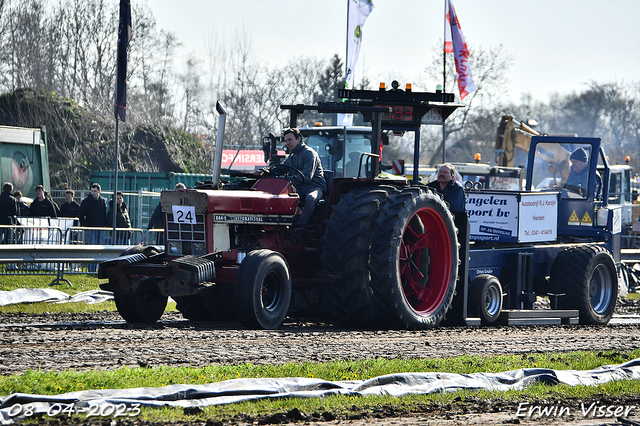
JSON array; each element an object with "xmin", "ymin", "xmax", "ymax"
[{"xmin": 283, "ymin": 142, "xmax": 327, "ymax": 194}]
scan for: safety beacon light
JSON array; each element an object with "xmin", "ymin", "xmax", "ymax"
[
  {"xmin": 379, "ymin": 82, "xmax": 386, "ymax": 91},
  {"xmin": 405, "ymin": 83, "xmax": 412, "ymax": 92},
  {"xmin": 474, "ymin": 153, "xmax": 481, "ymax": 163},
  {"xmin": 626, "ymin": 156, "xmax": 631, "ymax": 164}
]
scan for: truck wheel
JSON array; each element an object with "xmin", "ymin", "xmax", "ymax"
[
  {"xmin": 234, "ymin": 249, "xmax": 291, "ymax": 329},
  {"xmin": 113, "ymin": 277, "xmax": 168, "ymax": 324},
  {"xmin": 468, "ymin": 274, "xmax": 503, "ymax": 325},
  {"xmin": 369, "ymin": 187, "xmax": 459, "ymax": 329},
  {"xmin": 319, "ymin": 187, "xmax": 396, "ymax": 327},
  {"xmin": 551, "ymin": 245, "xmax": 618, "ymax": 325}
]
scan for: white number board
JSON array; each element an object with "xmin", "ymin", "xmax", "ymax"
[{"xmin": 172, "ymin": 206, "xmax": 196, "ymax": 224}]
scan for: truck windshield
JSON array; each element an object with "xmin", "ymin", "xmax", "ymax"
[{"xmin": 531, "ymin": 141, "xmax": 594, "ymax": 199}]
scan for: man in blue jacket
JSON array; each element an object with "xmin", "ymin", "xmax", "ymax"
[
  {"xmin": 427, "ymin": 163, "xmax": 466, "ymax": 213},
  {"xmin": 282, "ymin": 128, "xmax": 327, "ymax": 228}
]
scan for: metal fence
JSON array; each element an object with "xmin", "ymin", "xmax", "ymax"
[
  {"xmin": 48, "ymin": 190, "xmax": 160, "ymax": 230},
  {"xmin": 0, "ymin": 220, "xmax": 164, "ymax": 286}
]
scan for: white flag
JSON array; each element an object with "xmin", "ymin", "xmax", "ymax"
[
  {"xmin": 339, "ymin": 0, "xmax": 373, "ymax": 126},
  {"xmin": 445, "ymin": 0, "xmax": 477, "ymax": 100}
]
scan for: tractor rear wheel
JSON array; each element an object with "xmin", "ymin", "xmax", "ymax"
[
  {"xmin": 551, "ymin": 245, "xmax": 617, "ymax": 325},
  {"xmin": 369, "ymin": 187, "xmax": 459, "ymax": 329},
  {"xmin": 319, "ymin": 186, "xmax": 397, "ymax": 327},
  {"xmin": 113, "ymin": 277, "xmax": 168, "ymax": 323},
  {"xmin": 234, "ymin": 249, "xmax": 291, "ymax": 329},
  {"xmin": 468, "ymin": 274, "xmax": 503, "ymax": 325}
]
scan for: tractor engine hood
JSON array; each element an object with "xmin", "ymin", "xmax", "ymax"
[{"xmin": 161, "ymin": 178, "xmax": 298, "ymax": 215}]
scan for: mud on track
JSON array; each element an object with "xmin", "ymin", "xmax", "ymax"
[
  {"xmin": 0, "ymin": 300, "xmax": 639, "ymax": 426},
  {"xmin": 0, "ymin": 301, "xmax": 640, "ymax": 375}
]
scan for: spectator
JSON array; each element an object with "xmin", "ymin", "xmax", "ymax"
[
  {"xmin": 45, "ymin": 191, "xmax": 60, "ymax": 216},
  {"xmin": 0, "ymin": 182, "xmax": 18, "ymax": 243},
  {"xmin": 13, "ymin": 191, "xmax": 29, "ymax": 217},
  {"xmin": 28, "ymin": 185, "xmax": 58, "ymax": 217},
  {"xmin": 59, "ymin": 189, "xmax": 81, "ymax": 218},
  {"xmin": 107, "ymin": 191, "xmax": 132, "ymax": 244},
  {"xmin": 79, "ymin": 183, "xmax": 107, "ymax": 272}
]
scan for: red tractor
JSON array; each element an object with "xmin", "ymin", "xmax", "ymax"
[{"xmin": 99, "ymin": 85, "xmax": 462, "ymax": 329}]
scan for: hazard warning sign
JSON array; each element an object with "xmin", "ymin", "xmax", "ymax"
[
  {"xmin": 568, "ymin": 209, "xmax": 580, "ymax": 225},
  {"xmin": 581, "ymin": 210, "xmax": 592, "ymax": 226}
]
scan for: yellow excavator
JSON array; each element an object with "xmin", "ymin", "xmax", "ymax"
[{"xmin": 495, "ymin": 114, "xmax": 572, "ymax": 182}]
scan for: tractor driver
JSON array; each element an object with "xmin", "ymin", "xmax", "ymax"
[
  {"xmin": 282, "ymin": 128, "xmax": 327, "ymax": 228},
  {"xmin": 426, "ymin": 163, "xmax": 465, "ymax": 213}
]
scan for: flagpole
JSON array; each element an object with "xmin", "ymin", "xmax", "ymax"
[
  {"xmin": 442, "ymin": 0, "xmax": 447, "ymax": 164},
  {"xmin": 112, "ymin": 120, "xmax": 119, "ymax": 240}
]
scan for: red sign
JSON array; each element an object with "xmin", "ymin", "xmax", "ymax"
[{"xmin": 221, "ymin": 150, "xmax": 268, "ymax": 168}]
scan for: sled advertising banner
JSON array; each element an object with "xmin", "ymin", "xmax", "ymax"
[
  {"xmin": 466, "ymin": 191, "xmax": 559, "ymax": 243},
  {"xmin": 467, "ymin": 193, "xmax": 519, "ymax": 243}
]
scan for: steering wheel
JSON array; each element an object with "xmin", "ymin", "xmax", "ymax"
[{"xmin": 264, "ymin": 164, "xmax": 306, "ymax": 183}]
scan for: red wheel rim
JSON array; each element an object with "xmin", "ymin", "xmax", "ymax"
[{"xmin": 399, "ymin": 207, "xmax": 453, "ymax": 315}]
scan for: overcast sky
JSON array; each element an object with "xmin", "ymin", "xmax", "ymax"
[{"xmin": 148, "ymin": 0, "xmax": 640, "ymax": 103}]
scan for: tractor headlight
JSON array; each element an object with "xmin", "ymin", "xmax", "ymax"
[
  {"xmin": 192, "ymin": 242, "xmax": 205, "ymax": 255},
  {"xmin": 168, "ymin": 241, "xmax": 181, "ymax": 255}
]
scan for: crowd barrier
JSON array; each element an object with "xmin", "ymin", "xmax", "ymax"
[{"xmin": 0, "ymin": 218, "xmax": 164, "ymax": 285}]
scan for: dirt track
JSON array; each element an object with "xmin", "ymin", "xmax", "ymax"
[{"xmin": 1, "ymin": 300, "xmax": 640, "ymax": 425}]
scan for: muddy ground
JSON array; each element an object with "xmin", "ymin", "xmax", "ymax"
[{"xmin": 1, "ymin": 299, "xmax": 640, "ymax": 425}]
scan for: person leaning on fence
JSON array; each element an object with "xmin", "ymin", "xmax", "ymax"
[
  {"xmin": 28, "ymin": 185, "xmax": 58, "ymax": 217},
  {"xmin": 107, "ymin": 191, "xmax": 132, "ymax": 245},
  {"xmin": 59, "ymin": 189, "xmax": 80, "ymax": 218},
  {"xmin": 0, "ymin": 182, "xmax": 18, "ymax": 244},
  {"xmin": 12, "ymin": 191, "xmax": 29, "ymax": 217}
]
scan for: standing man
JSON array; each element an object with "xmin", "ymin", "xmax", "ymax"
[
  {"xmin": 0, "ymin": 182, "xmax": 18, "ymax": 243},
  {"xmin": 282, "ymin": 128, "xmax": 327, "ymax": 228},
  {"xmin": 79, "ymin": 183, "xmax": 107, "ymax": 272},
  {"xmin": 29, "ymin": 185, "xmax": 58, "ymax": 217},
  {"xmin": 59, "ymin": 189, "xmax": 81, "ymax": 218},
  {"xmin": 79, "ymin": 183, "xmax": 107, "ymax": 243},
  {"xmin": 426, "ymin": 163, "xmax": 466, "ymax": 213}
]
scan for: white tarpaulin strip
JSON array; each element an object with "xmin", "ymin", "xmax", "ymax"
[
  {"xmin": 1, "ymin": 358, "xmax": 639, "ymax": 424},
  {"xmin": 0, "ymin": 289, "xmax": 113, "ymax": 306}
]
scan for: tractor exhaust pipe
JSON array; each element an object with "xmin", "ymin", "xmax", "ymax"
[{"xmin": 212, "ymin": 101, "xmax": 227, "ymax": 188}]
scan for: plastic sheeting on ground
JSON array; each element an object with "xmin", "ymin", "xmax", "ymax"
[
  {"xmin": 1, "ymin": 358, "xmax": 639, "ymax": 424},
  {"xmin": 0, "ymin": 288, "xmax": 113, "ymax": 306}
]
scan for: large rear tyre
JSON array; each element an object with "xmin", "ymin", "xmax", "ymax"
[
  {"xmin": 319, "ymin": 187, "xmax": 396, "ymax": 326},
  {"xmin": 113, "ymin": 277, "xmax": 168, "ymax": 323},
  {"xmin": 369, "ymin": 187, "xmax": 459, "ymax": 329},
  {"xmin": 234, "ymin": 249, "xmax": 291, "ymax": 329},
  {"xmin": 468, "ymin": 274, "xmax": 503, "ymax": 325},
  {"xmin": 551, "ymin": 245, "xmax": 618, "ymax": 325}
]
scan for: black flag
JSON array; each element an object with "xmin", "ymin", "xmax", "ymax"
[{"xmin": 115, "ymin": 0, "xmax": 132, "ymax": 121}]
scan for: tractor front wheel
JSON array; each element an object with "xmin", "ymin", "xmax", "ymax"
[
  {"xmin": 234, "ymin": 249, "xmax": 291, "ymax": 329},
  {"xmin": 113, "ymin": 277, "xmax": 168, "ymax": 324}
]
